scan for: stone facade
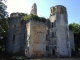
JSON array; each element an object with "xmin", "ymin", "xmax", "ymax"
[
  {"xmin": 69, "ymin": 30, "xmax": 75, "ymax": 52},
  {"xmin": 6, "ymin": 13, "xmax": 27, "ymax": 55},
  {"xmin": 26, "ymin": 21, "xmax": 47, "ymax": 57},
  {"xmin": 6, "ymin": 4, "xmax": 75, "ymax": 57},
  {"xmin": 47, "ymin": 5, "xmax": 70, "ymax": 57}
]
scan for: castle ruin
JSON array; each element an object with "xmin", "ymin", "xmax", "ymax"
[{"xmin": 6, "ymin": 3, "xmax": 75, "ymax": 57}]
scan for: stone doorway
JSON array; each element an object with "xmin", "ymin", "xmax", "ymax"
[
  {"xmin": 71, "ymin": 49, "xmax": 75, "ymax": 56},
  {"xmin": 52, "ymin": 49, "xmax": 55, "ymax": 55}
]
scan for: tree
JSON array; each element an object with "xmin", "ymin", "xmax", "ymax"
[
  {"xmin": 0, "ymin": 1, "xmax": 8, "ymax": 19},
  {"xmin": 0, "ymin": 0, "xmax": 7, "ymax": 2},
  {"xmin": 0, "ymin": 0, "xmax": 8, "ymax": 53},
  {"xmin": 69, "ymin": 22, "xmax": 80, "ymax": 52}
]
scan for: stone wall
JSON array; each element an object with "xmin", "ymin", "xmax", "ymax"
[
  {"xmin": 27, "ymin": 20, "xmax": 47, "ymax": 57},
  {"xmin": 30, "ymin": 3, "xmax": 37, "ymax": 15},
  {"xmin": 50, "ymin": 5, "xmax": 67, "ymax": 15},
  {"xmin": 6, "ymin": 13, "xmax": 26, "ymax": 55},
  {"xmin": 69, "ymin": 30, "xmax": 75, "ymax": 51},
  {"xmin": 49, "ymin": 5, "xmax": 71, "ymax": 57},
  {"xmin": 6, "ymin": 4, "xmax": 75, "ymax": 58}
]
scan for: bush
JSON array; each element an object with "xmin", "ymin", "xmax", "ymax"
[{"xmin": 21, "ymin": 14, "xmax": 47, "ymax": 23}]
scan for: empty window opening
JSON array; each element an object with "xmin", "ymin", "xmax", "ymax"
[
  {"xmin": 51, "ymin": 9, "xmax": 52, "ymax": 13},
  {"xmin": 54, "ymin": 46, "xmax": 57, "ymax": 49},
  {"xmin": 71, "ymin": 49, "xmax": 74, "ymax": 56},
  {"xmin": 52, "ymin": 23, "xmax": 53, "ymax": 28},
  {"xmin": 46, "ymin": 46, "xmax": 49, "ymax": 51},
  {"xmin": 63, "ymin": 51, "xmax": 64, "ymax": 52},
  {"xmin": 52, "ymin": 50, "xmax": 55, "ymax": 55},
  {"xmin": 24, "ymin": 34, "xmax": 25, "ymax": 39},
  {"xmin": 13, "ymin": 35, "xmax": 15, "ymax": 41},
  {"xmin": 52, "ymin": 32, "xmax": 54, "ymax": 37},
  {"xmin": 14, "ymin": 25, "xmax": 16, "ymax": 30}
]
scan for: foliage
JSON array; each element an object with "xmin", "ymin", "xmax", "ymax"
[
  {"xmin": 0, "ymin": 1, "xmax": 8, "ymax": 53},
  {"xmin": 0, "ymin": 0, "xmax": 7, "ymax": 2},
  {"xmin": 0, "ymin": 1, "xmax": 8, "ymax": 19},
  {"xmin": 0, "ymin": 18, "xmax": 8, "ymax": 36},
  {"xmin": 21, "ymin": 14, "xmax": 46, "ymax": 23},
  {"xmin": 69, "ymin": 22, "xmax": 80, "ymax": 34},
  {"xmin": 69, "ymin": 22, "xmax": 80, "ymax": 52}
]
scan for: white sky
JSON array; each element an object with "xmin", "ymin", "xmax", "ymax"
[
  {"xmin": 5, "ymin": 0, "xmax": 50, "ymax": 18},
  {"xmin": 5, "ymin": 0, "xmax": 36, "ymax": 16}
]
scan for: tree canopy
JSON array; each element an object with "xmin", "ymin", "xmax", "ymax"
[
  {"xmin": 69, "ymin": 22, "xmax": 80, "ymax": 52},
  {"xmin": 0, "ymin": 0, "xmax": 8, "ymax": 36},
  {"xmin": 69, "ymin": 22, "xmax": 80, "ymax": 34},
  {"xmin": 0, "ymin": 0, "xmax": 8, "ymax": 53}
]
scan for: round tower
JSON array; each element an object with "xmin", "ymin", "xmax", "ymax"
[
  {"xmin": 50, "ymin": 5, "xmax": 67, "ymax": 15},
  {"xmin": 48, "ymin": 5, "xmax": 71, "ymax": 57}
]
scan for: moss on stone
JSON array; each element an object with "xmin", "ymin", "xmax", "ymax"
[{"xmin": 21, "ymin": 14, "xmax": 46, "ymax": 23}]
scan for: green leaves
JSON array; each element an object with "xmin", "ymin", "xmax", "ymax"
[
  {"xmin": 0, "ymin": 18, "xmax": 8, "ymax": 36},
  {"xmin": 0, "ymin": 1, "xmax": 8, "ymax": 53},
  {"xmin": 0, "ymin": 1, "xmax": 8, "ymax": 19},
  {"xmin": 69, "ymin": 22, "xmax": 80, "ymax": 52},
  {"xmin": 69, "ymin": 22, "xmax": 80, "ymax": 34},
  {"xmin": 21, "ymin": 14, "xmax": 46, "ymax": 23},
  {"xmin": 0, "ymin": 1, "xmax": 8, "ymax": 36}
]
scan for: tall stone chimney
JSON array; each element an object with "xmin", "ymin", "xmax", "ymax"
[{"xmin": 30, "ymin": 3, "xmax": 37, "ymax": 15}]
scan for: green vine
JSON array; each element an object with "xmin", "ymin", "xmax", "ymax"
[{"xmin": 21, "ymin": 14, "xmax": 46, "ymax": 23}]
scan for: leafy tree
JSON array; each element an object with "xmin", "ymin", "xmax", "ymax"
[
  {"xmin": 0, "ymin": 1, "xmax": 8, "ymax": 19},
  {"xmin": 0, "ymin": 0, "xmax": 8, "ymax": 53},
  {"xmin": 69, "ymin": 22, "xmax": 80, "ymax": 52}
]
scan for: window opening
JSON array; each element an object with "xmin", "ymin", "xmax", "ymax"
[
  {"xmin": 52, "ymin": 23, "xmax": 53, "ymax": 28},
  {"xmin": 13, "ymin": 35, "xmax": 15, "ymax": 41}
]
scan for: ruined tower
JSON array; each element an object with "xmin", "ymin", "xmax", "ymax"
[
  {"xmin": 6, "ymin": 3, "xmax": 75, "ymax": 57},
  {"xmin": 6, "ymin": 13, "xmax": 26, "ymax": 55},
  {"xmin": 48, "ymin": 5, "xmax": 71, "ymax": 57},
  {"xmin": 30, "ymin": 3, "xmax": 37, "ymax": 15}
]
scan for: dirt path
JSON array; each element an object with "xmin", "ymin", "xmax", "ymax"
[{"xmin": 24, "ymin": 58, "xmax": 80, "ymax": 60}]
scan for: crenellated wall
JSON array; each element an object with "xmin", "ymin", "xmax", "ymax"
[{"xmin": 50, "ymin": 5, "xmax": 67, "ymax": 15}]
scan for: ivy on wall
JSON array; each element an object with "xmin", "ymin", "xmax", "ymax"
[{"xmin": 21, "ymin": 14, "xmax": 46, "ymax": 23}]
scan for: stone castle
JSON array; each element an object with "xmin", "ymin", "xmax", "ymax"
[{"xmin": 6, "ymin": 3, "xmax": 75, "ymax": 57}]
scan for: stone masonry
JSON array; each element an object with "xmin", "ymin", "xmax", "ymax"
[{"xmin": 6, "ymin": 3, "xmax": 75, "ymax": 57}]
